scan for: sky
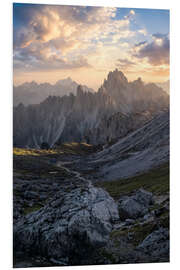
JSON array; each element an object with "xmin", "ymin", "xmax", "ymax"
[{"xmin": 13, "ymin": 3, "xmax": 169, "ymax": 90}]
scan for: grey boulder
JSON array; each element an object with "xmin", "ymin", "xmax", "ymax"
[
  {"xmin": 134, "ymin": 189, "xmax": 154, "ymax": 207},
  {"xmin": 118, "ymin": 189, "xmax": 153, "ymax": 220}
]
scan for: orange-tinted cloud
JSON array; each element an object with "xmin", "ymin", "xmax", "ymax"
[
  {"xmin": 13, "ymin": 5, "xmax": 169, "ymax": 87},
  {"xmin": 13, "ymin": 5, "xmax": 134, "ymax": 72}
]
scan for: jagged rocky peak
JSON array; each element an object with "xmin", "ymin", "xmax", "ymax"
[
  {"xmin": 103, "ymin": 69, "xmax": 128, "ymax": 90},
  {"xmin": 100, "ymin": 69, "xmax": 130, "ymax": 103},
  {"xmin": 77, "ymin": 84, "xmax": 84, "ymax": 96},
  {"xmin": 107, "ymin": 69, "xmax": 128, "ymax": 84},
  {"xmin": 100, "ymin": 69, "xmax": 169, "ymax": 107}
]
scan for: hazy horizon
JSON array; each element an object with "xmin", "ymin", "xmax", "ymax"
[{"xmin": 13, "ymin": 72, "xmax": 170, "ymax": 91}]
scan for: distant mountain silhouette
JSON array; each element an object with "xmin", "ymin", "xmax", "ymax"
[{"xmin": 13, "ymin": 78, "xmax": 94, "ymax": 106}]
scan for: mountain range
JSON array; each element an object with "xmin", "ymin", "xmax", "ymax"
[
  {"xmin": 13, "ymin": 77, "xmax": 94, "ymax": 106},
  {"xmin": 13, "ymin": 69, "xmax": 169, "ymax": 148}
]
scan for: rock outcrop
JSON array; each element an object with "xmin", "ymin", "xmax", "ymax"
[
  {"xmin": 14, "ymin": 179, "xmax": 119, "ymax": 265},
  {"xmin": 137, "ymin": 227, "xmax": 169, "ymax": 258},
  {"xmin": 118, "ymin": 189, "xmax": 154, "ymax": 220}
]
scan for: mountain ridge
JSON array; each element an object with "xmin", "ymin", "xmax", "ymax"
[
  {"xmin": 13, "ymin": 78, "xmax": 94, "ymax": 106},
  {"xmin": 13, "ymin": 69, "xmax": 169, "ymax": 148}
]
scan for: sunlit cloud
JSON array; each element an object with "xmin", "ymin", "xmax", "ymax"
[
  {"xmin": 13, "ymin": 4, "xmax": 169, "ymax": 87},
  {"xmin": 130, "ymin": 10, "xmax": 135, "ymax": 15},
  {"xmin": 124, "ymin": 9, "xmax": 135, "ymax": 20},
  {"xmin": 132, "ymin": 33, "xmax": 169, "ymax": 66},
  {"xmin": 116, "ymin": 58, "xmax": 136, "ymax": 69},
  {"xmin": 138, "ymin": 29, "xmax": 147, "ymax": 36},
  {"xmin": 14, "ymin": 5, "xmax": 135, "ymax": 72}
]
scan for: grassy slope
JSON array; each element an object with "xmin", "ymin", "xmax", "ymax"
[
  {"xmin": 95, "ymin": 162, "xmax": 169, "ymax": 200},
  {"xmin": 14, "ymin": 142, "xmax": 100, "ymax": 157},
  {"xmin": 13, "ymin": 144, "xmax": 95, "ymax": 174}
]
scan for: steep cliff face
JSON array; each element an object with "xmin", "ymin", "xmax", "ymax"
[
  {"xmin": 13, "ymin": 87, "xmax": 115, "ymax": 148},
  {"xmin": 90, "ymin": 111, "xmax": 155, "ymax": 145},
  {"xmin": 13, "ymin": 70, "xmax": 169, "ymax": 148},
  {"xmin": 101, "ymin": 69, "xmax": 168, "ymax": 113}
]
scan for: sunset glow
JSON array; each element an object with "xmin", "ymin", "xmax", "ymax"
[{"xmin": 13, "ymin": 4, "xmax": 169, "ymax": 89}]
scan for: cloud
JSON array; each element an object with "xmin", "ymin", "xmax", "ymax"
[
  {"xmin": 14, "ymin": 53, "xmax": 91, "ymax": 71},
  {"xmin": 14, "ymin": 40, "xmax": 91, "ymax": 71},
  {"xmin": 14, "ymin": 5, "xmax": 122, "ymax": 49},
  {"xmin": 124, "ymin": 9, "xmax": 135, "ymax": 19},
  {"xmin": 138, "ymin": 29, "xmax": 147, "ymax": 36},
  {"xmin": 130, "ymin": 10, "xmax": 135, "ymax": 15},
  {"xmin": 116, "ymin": 58, "xmax": 136, "ymax": 69},
  {"xmin": 134, "ymin": 41, "xmax": 147, "ymax": 47},
  {"xmin": 13, "ymin": 5, "xmax": 135, "ymax": 72},
  {"xmin": 132, "ymin": 33, "xmax": 169, "ymax": 66}
]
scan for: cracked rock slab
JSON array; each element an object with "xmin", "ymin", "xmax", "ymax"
[{"xmin": 14, "ymin": 179, "xmax": 119, "ymax": 265}]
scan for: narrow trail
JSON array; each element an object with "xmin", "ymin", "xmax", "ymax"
[{"xmin": 56, "ymin": 161, "xmax": 87, "ymax": 182}]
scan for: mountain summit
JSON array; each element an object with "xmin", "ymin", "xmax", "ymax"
[{"xmin": 99, "ymin": 69, "xmax": 168, "ymax": 113}]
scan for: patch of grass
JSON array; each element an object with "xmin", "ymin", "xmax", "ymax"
[
  {"xmin": 13, "ymin": 190, "xmax": 21, "ymax": 197},
  {"xmin": 23, "ymin": 204, "xmax": 43, "ymax": 215},
  {"xmin": 13, "ymin": 147, "xmax": 60, "ymax": 156},
  {"xmin": 55, "ymin": 142, "xmax": 101, "ymax": 155},
  {"xmin": 13, "ymin": 154, "xmax": 72, "ymax": 180},
  {"xmin": 13, "ymin": 143, "xmax": 100, "ymax": 159},
  {"xmin": 129, "ymin": 223, "xmax": 157, "ymax": 246},
  {"xmin": 111, "ymin": 222, "xmax": 157, "ymax": 247},
  {"xmin": 95, "ymin": 163, "xmax": 169, "ymax": 200},
  {"xmin": 111, "ymin": 228, "xmax": 129, "ymax": 239},
  {"xmin": 159, "ymin": 215, "xmax": 169, "ymax": 229},
  {"xmin": 99, "ymin": 248, "xmax": 117, "ymax": 263}
]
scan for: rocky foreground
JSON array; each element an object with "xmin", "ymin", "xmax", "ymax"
[{"xmin": 13, "ymin": 145, "xmax": 169, "ymax": 267}]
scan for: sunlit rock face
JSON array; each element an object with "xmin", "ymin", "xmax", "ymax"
[
  {"xmin": 13, "ymin": 70, "xmax": 169, "ymax": 148},
  {"xmin": 101, "ymin": 69, "xmax": 168, "ymax": 113}
]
